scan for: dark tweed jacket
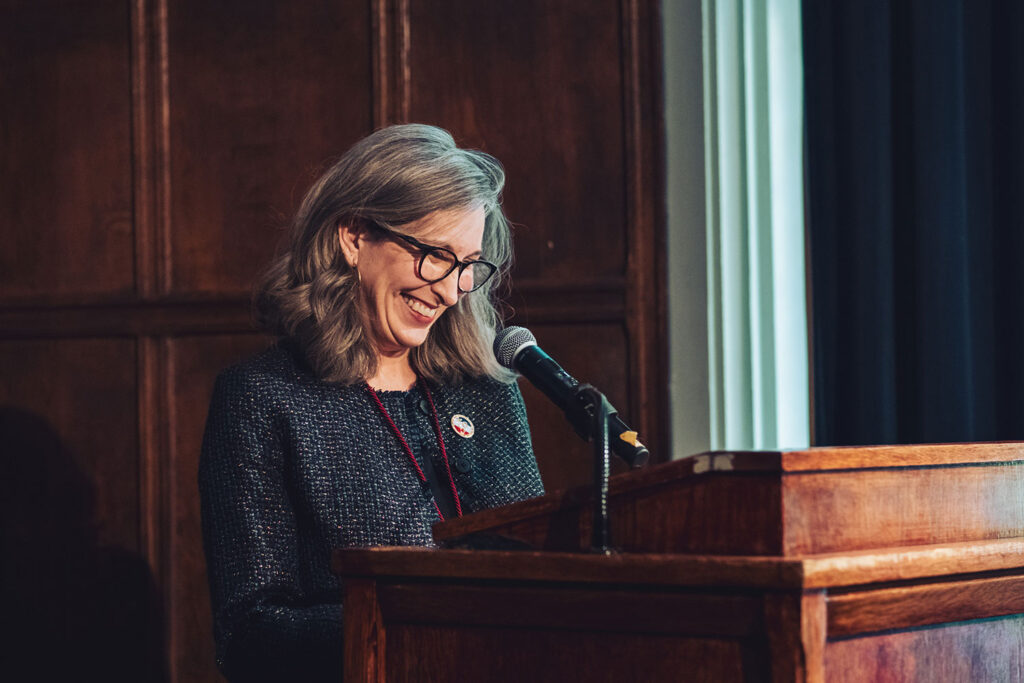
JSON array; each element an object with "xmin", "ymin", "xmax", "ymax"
[{"xmin": 199, "ymin": 343, "xmax": 544, "ymax": 682}]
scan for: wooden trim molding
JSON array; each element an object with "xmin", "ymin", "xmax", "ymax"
[
  {"xmin": 827, "ymin": 572, "xmax": 1024, "ymax": 638},
  {"xmin": 0, "ymin": 276, "xmax": 631, "ymax": 338},
  {"xmin": 376, "ymin": 583, "xmax": 762, "ymax": 637},
  {"xmin": 131, "ymin": 0, "xmax": 156, "ymax": 299},
  {"xmin": 372, "ymin": 0, "xmax": 410, "ymax": 126},
  {"xmin": 621, "ymin": 0, "xmax": 668, "ymax": 461},
  {"xmin": 0, "ymin": 299, "xmax": 257, "ymax": 339},
  {"xmin": 137, "ymin": 336, "xmax": 165, "ymax": 580},
  {"xmin": 155, "ymin": 0, "xmax": 172, "ymax": 295}
]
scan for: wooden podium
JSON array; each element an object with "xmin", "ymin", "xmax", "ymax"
[{"xmin": 334, "ymin": 444, "xmax": 1024, "ymax": 681}]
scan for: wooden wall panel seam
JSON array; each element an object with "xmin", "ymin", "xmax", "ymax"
[
  {"xmin": 137, "ymin": 336, "xmax": 163, "ymax": 581},
  {"xmin": 372, "ymin": 0, "xmax": 410, "ymax": 126},
  {"xmin": 131, "ymin": 0, "xmax": 156, "ymax": 298},
  {"xmin": 0, "ymin": 300, "xmax": 255, "ymax": 339},
  {"xmin": 646, "ymin": 0, "xmax": 670, "ymax": 463},
  {"xmin": 511, "ymin": 276, "xmax": 627, "ymax": 293},
  {"xmin": 621, "ymin": 0, "xmax": 645, "ymax": 443},
  {"xmin": 156, "ymin": 0, "xmax": 173, "ymax": 295},
  {"xmin": 139, "ymin": 333, "xmax": 174, "ymax": 683},
  {"xmin": 620, "ymin": 0, "xmax": 667, "ymax": 460},
  {"xmin": 397, "ymin": 0, "xmax": 410, "ymax": 122},
  {"xmin": 161, "ymin": 335, "xmax": 179, "ymax": 682},
  {"xmin": 0, "ymin": 279, "xmax": 634, "ymax": 337},
  {"xmin": 371, "ymin": 0, "xmax": 387, "ymax": 127}
]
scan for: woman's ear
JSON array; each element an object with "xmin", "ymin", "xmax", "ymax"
[{"xmin": 337, "ymin": 222, "xmax": 363, "ymax": 268}]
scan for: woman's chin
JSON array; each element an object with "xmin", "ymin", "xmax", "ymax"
[
  {"xmin": 400, "ymin": 331, "xmax": 431, "ymax": 351},
  {"xmin": 378, "ymin": 326, "xmax": 431, "ymax": 355}
]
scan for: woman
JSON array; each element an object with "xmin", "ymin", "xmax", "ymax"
[{"xmin": 199, "ymin": 124, "xmax": 544, "ymax": 682}]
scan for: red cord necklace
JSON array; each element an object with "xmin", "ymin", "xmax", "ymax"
[{"xmin": 365, "ymin": 378, "xmax": 463, "ymax": 521}]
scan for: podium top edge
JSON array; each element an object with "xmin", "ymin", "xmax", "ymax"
[
  {"xmin": 333, "ymin": 538, "xmax": 1024, "ymax": 590},
  {"xmin": 699, "ymin": 441, "xmax": 1024, "ymax": 472}
]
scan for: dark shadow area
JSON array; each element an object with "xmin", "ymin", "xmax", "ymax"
[
  {"xmin": 0, "ymin": 407, "xmax": 168, "ymax": 682},
  {"xmin": 805, "ymin": 0, "xmax": 1024, "ymax": 445}
]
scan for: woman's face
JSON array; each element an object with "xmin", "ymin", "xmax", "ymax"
[{"xmin": 338, "ymin": 206, "xmax": 486, "ymax": 358}]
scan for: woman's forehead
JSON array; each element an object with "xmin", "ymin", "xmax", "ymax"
[{"xmin": 408, "ymin": 206, "xmax": 486, "ymax": 251}]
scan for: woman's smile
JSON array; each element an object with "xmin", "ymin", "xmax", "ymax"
[{"xmin": 400, "ymin": 292, "xmax": 439, "ymax": 321}]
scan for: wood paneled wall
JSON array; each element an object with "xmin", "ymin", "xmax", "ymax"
[{"xmin": 0, "ymin": 1, "xmax": 665, "ymax": 680}]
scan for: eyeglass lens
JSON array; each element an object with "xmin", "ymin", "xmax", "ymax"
[{"xmin": 419, "ymin": 250, "xmax": 495, "ymax": 292}]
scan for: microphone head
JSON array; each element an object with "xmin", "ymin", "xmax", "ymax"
[{"xmin": 493, "ymin": 326, "xmax": 537, "ymax": 369}]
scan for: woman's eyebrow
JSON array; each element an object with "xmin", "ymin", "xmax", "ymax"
[{"xmin": 427, "ymin": 238, "xmax": 482, "ymax": 260}]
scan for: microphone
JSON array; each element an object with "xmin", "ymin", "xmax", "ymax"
[{"xmin": 493, "ymin": 326, "xmax": 650, "ymax": 468}]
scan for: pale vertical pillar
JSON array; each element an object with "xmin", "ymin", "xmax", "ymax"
[{"xmin": 665, "ymin": 0, "xmax": 809, "ymax": 454}]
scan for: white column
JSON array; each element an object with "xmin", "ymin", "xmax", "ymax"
[{"xmin": 664, "ymin": 0, "xmax": 809, "ymax": 454}]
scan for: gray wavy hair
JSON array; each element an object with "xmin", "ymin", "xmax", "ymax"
[{"xmin": 254, "ymin": 124, "xmax": 513, "ymax": 385}]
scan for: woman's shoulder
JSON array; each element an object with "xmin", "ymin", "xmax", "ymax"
[
  {"xmin": 434, "ymin": 374, "xmax": 525, "ymax": 414},
  {"xmin": 212, "ymin": 341, "xmax": 323, "ymax": 405}
]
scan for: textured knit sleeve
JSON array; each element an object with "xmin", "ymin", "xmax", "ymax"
[
  {"xmin": 508, "ymin": 380, "xmax": 545, "ymax": 499},
  {"xmin": 198, "ymin": 370, "xmax": 342, "ymax": 683},
  {"xmin": 449, "ymin": 378, "xmax": 545, "ymax": 513}
]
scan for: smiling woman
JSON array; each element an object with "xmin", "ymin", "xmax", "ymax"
[
  {"xmin": 337, "ymin": 207, "xmax": 489, "ymax": 385},
  {"xmin": 198, "ymin": 125, "xmax": 544, "ymax": 682}
]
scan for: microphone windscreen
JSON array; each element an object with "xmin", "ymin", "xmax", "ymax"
[{"xmin": 493, "ymin": 326, "xmax": 536, "ymax": 369}]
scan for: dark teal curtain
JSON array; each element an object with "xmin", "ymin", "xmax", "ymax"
[{"xmin": 804, "ymin": 0, "xmax": 1024, "ymax": 445}]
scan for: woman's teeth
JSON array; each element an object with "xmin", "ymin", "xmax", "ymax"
[{"xmin": 402, "ymin": 294, "xmax": 435, "ymax": 318}]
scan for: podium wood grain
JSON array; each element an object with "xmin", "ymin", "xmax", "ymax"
[
  {"xmin": 338, "ymin": 444, "xmax": 1024, "ymax": 682},
  {"xmin": 433, "ymin": 443, "xmax": 1024, "ymax": 555}
]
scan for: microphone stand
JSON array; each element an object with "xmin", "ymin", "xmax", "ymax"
[{"xmin": 574, "ymin": 384, "xmax": 614, "ymax": 555}]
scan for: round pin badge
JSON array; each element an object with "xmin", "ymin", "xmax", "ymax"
[{"xmin": 450, "ymin": 414, "xmax": 475, "ymax": 438}]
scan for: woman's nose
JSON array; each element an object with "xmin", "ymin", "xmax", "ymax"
[{"xmin": 431, "ymin": 268, "xmax": 461, "ymax": 306}]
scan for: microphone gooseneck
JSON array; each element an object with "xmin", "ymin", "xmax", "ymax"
[{"xmin": 493, "ymin": 326, "xmax": 650, "ymax": 468}]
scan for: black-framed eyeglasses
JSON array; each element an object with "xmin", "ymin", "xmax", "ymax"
[{"xmin": 366, "ymin": 221, "xmax": 498, "ymax": 293}]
